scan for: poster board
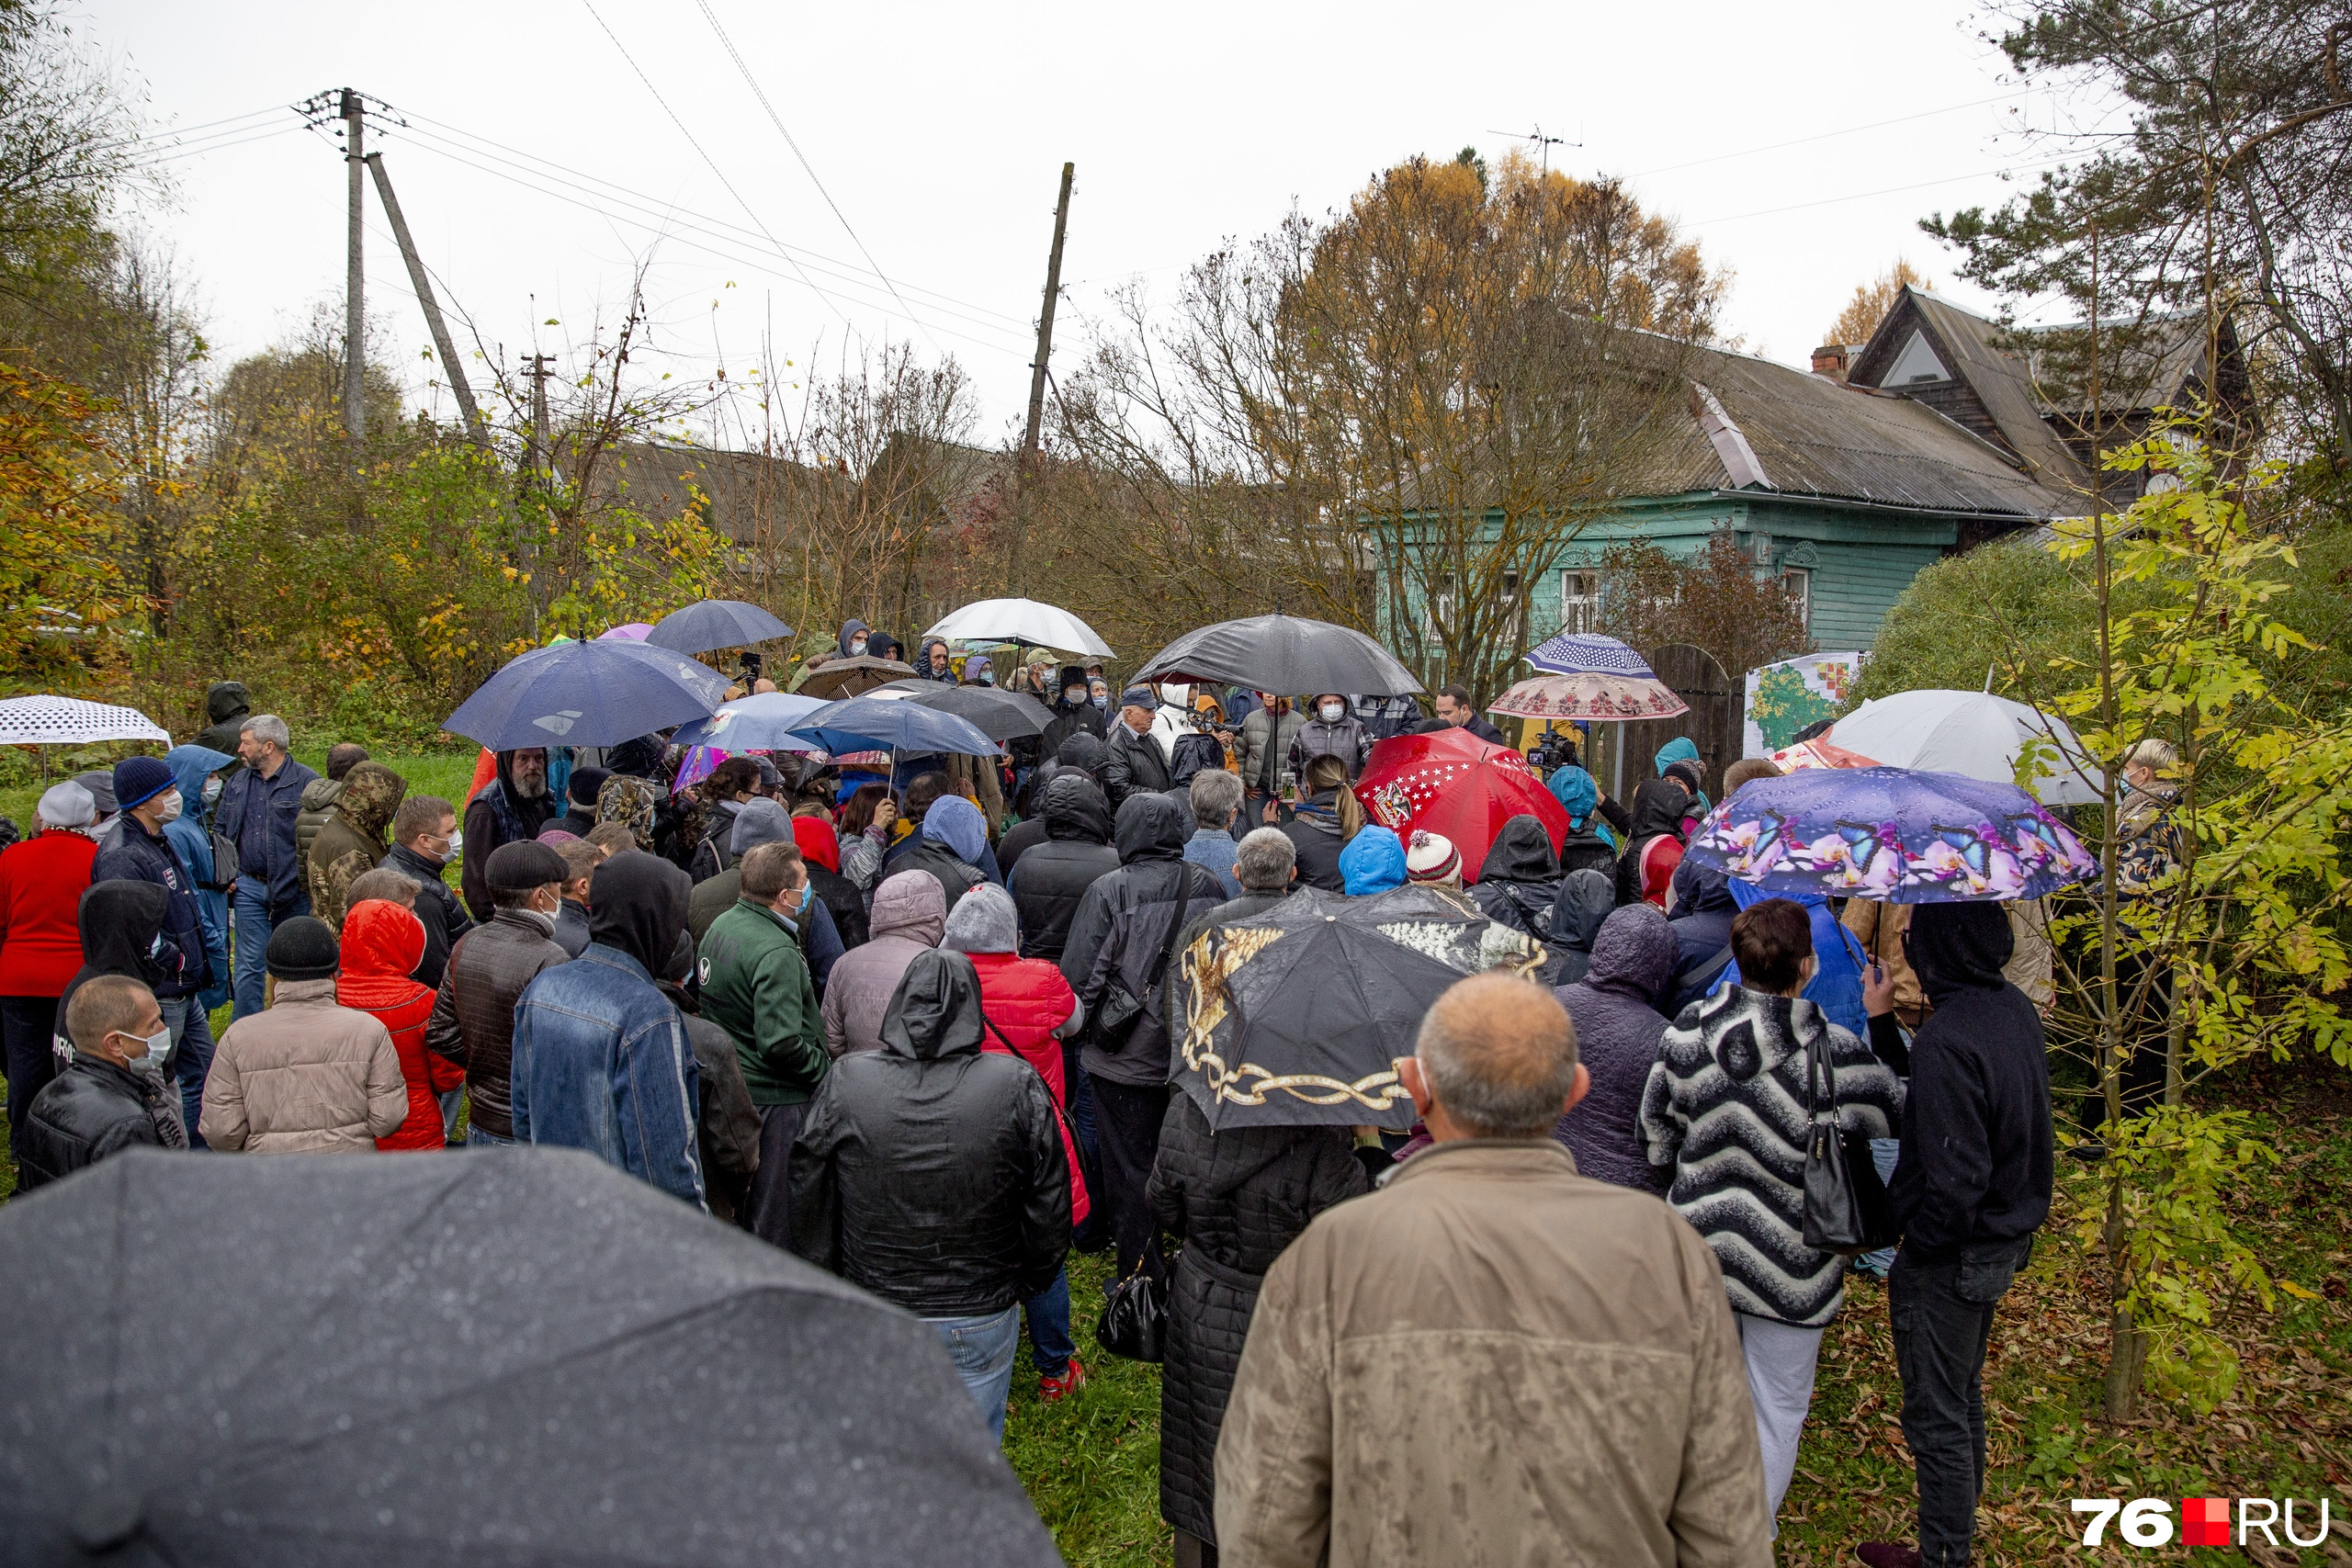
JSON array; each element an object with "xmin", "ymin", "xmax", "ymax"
[{"xmin": 1743, "ymin": 652, "xmax": 1862, "ymax": 758}]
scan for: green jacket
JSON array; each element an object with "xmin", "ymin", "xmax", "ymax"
[{"xmin": 698, "ymin": 895, "xmax": 827, "ymax": 1107}]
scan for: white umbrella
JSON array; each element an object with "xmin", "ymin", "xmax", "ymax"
[
  {"xmin": 921, "ymin": 598, "xmax": 1114, "ymax": 659},
  {"xmin": 0, "ymin": 695, "xmax": 171, "ymax": 747},
  {"xmin": 1829, "ymin": 689, "xmax": 2106, "ymax": 806}
]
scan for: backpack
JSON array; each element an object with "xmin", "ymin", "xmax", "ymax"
[{"xmin": 1168, "ymin": 732, "xmax": 1226, "ymax": 789}]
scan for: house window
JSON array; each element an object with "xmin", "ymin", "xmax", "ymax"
[
  {"xmin": 1427, "ymin": 572, "xmax": 1455, "ymax": 636},
  {"xmin": 1885, "ymin": 330, "xmax": 1951, "ymax": 385},
  {"xmin": 1560, "ymin": 569, "xmax": 1600, "ymax": 634},
  {"xmin": 1780, "ymin": 567, "xmax": 1812, "ymax": 627},
  {"xmin": 1500, "ymin": 570, "xmax": 1524, "ymax": 643}
]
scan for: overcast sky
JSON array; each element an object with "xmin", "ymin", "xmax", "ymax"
[{"xmin": 91, "ymin": 0, "xmax": 2087, "ymax": 441}]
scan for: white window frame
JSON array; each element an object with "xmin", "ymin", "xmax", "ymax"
[
  {"xmin": 1559, "ymin": 569, "xmax": 1600, "ymax": 635},
  {"xmin": 1780, "ymin": 566, "xmax": 1812, "ymax": 627}
]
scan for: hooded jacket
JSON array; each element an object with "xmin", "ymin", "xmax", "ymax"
[
  {"xmin": 1007, "ymin": 773, "xmax": 1119, "ymax": 961},
  {"xmin": 793, "ymin": 815, "xmax": 867, "ymax": 951},
  {"xmin": 1546, "ymin": 765, "xmax": 1620, "ymax": 876},
  {"xmin": 1148, "ymin": 1091, "xmax": 1366, "ymax": 1541},
  {"xmin": 1639, "ymin": 984, "xmax": 1903, "ymax": 1326},
  {"xmin": 1555, "ymin": 903, "xmax": 1679, "ymax": 1193},
  {"xmin": 190, "ymin": 680, "xmax": 251, "ymax": 759},
  {"xmin": 1886, "ymin": 901, "xmax": 2053, "ymax": 1265},
  {"xmin": 789, "ymin": 948, "xmax": 1070, "ymax": 1316},
  {"xmin": 89, "ymin": 812, "xmax": 206, "ymax": 1001},
  {"xmin": 161, "ymin": 745, "xmax": 234, "ymax": 1007},
  {"xmin": 916, "ymin": 635, "xmax": 957, "ymax": 682},
  {"xmin": 699, "ymin": 893, "xmax": 828, "ymax": 1108},
  {"xmin": 52, "ymin": 881, "xmax": 170, "ymax": 1068},
  {"xmin": 1469, "ymin": 815, "xmax": 1566, "ymax": 941},
  {"xmin": 306, "ymin": 761, "xmax": 409, "ymax": 931},
  {"xmin": 944, "ymin": 887, "xmax": 1090, "ymax": 1226},
  {"xmin": 295, "ymin": 774, "xmax": 345, "ymax": 886},
  {"xmin": 460, "ymin": 750, "xmax": 560, "ymax": 920},
  {"xmin": 1040, "ymin": 662, "xmax": 1107, "ymax": 759},
  {"xmin": 1338, "ymin": 826, "xmax": 1406, "ymax": 895},
  {"xmin": 1662, "ymin": 859, "xmax": 1741, "ymax": 1012},
  {"xmin": 1062, "ymin": 794, "xmax": 1226, "ymax": 1087},
  {"xmin": 337, "ymin": 898, "xmax": 462, "ymax": 1150},
  {"xmin": 1546, "ymin": 868, "xmax": 1616, "ymax": 986},
  {"xmin": 835, "ymin": 617, "xmax": 870, "ymax": 659},
  {"xmin": 820, "ymin": 869, "xmax": 947, "ymax": 1057},
  {"xmin": 202, "ymin": 977, "xmax": 410, "ymax": 1154},
  {"xmin": 895, "ymin": 795, "xmax": 999, "ymax": 919},
  {"xmin": 424, "ymin": 906, "xmax": 570, "ymax": 1140},
  {"xmin": 1284, "ymin": 709, "xmax": 1374, "ymax": 781},
  {"xmin": 1616, "ymin": 778, "xmax": 1690, "ymax": 908}
]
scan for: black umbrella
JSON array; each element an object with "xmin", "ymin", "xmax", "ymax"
[
  {"xmin": 870, "ymin": 679, "xmax": 1053, "ymax": 742},
  {"xmin": 0, "ymin": 1148, "xmax": 1059, "ymax": 1566},
  {"xmin": 1136, "ymin": 614, "xmax": 1424, "ymax": 698},
  {"xmin": 1173, "ymin": 886, "xmax": 1546, "ymax": 1131},
  {"xmin": 797, "ymin": 654, "xmax": 918, "ymax": 700},
  {"xmin": 645, "ymin": 598, "xmax": 794, "ymax": 654}
]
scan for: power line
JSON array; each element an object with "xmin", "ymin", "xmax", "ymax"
[
  {"xmin": 1687, "ymin": 152, "xmax": 2078, "ymax": 226},
  {"xmin": 102, "ymin": 104, "xmax": 288, "ymax": 157},
  {"xmin": 1623, "ymin": 88, "xmax": 2039, "ymax": 180},
  {"xmin": 127, "ymin": 124, "xmax": 307, "ymax": 171},
  {"xmin": 579, "ymin": 0, "xmax": 845, "ymax": 326},
  {"xmin": 693, "ymin": 0, "xmax": 942, "ymax": 355}
]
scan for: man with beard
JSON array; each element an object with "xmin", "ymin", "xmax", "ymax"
[{"xmin": 459, "ymin": 748, "xmax": 556, "ymax": 921}]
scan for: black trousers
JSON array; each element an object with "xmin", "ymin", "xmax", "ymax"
[
  {"xmin": 1891, "ymin": 1242, "xmax": 2027, "ymax": 1567},
  {"xmin": 2114, "ymin": 949, "xmax": 2174, "ymax": 1114},
  {"xmin": 2, "ymin": 996, "xmax": 60, "ymax": 1164},
  {"xmin": 1087, "ymin": 1074, "xmax": 1169, "ymax": 1284},
  {"xmin": 745, "ymin": 1101, "xmax": 808, "ymax": 1247}
]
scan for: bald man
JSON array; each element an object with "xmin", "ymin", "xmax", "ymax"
[{"xmin": 1214, "ymin": 973, "xmax": 1771, "ymax": 1568}]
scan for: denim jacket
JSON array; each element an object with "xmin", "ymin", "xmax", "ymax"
[
  {"xmin": 215, "ymin": 757, "xmax": 320, "ymax": 912},
  {"xmin": 510, "ymin": 944, "xmax": 706, "ymax": 1206}
]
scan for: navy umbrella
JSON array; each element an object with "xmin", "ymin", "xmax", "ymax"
[
  {"xmin": 0, "ymin": 1148, "xmax": 1060, "ymax": 1566},
  {"xmin": 644, "ymin": 598, "xmax": 794, "ymax": 654},
  {"xmin": 1136, "ymin": 614, "xmax": 1423, "ymax": 697},
  {"xmin": 441, "ymin": 639, "xmax": 729, "ymax": 750},
  {"xmin": 790, "ymin": 695, "xmax": 1004, "ymax": 757}
]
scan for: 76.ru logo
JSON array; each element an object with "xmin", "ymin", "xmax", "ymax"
[{"xmin": 2070, "ymin": 1495, "xmax": 2334, "ymax": 1548}]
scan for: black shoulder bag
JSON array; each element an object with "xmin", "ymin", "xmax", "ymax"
[
  {"xmin": 1091, "ymin": 865, "xmax": 1193, "ymax": 1055},
  {"xmin": 1800, "ymin": 1023, "xmax": 1898, "ymax": 1256}
]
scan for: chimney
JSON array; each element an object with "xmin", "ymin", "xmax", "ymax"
[{"xmin": 1811, "ymin": 344, "xmax": 1849, "ymax": 381}]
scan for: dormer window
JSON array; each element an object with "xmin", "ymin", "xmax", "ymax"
[{"xmin": 1885, "ymin": 330, "xmax": 1951, "ymax": 385}]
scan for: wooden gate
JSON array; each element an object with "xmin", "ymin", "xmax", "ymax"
[{"xmin": 1581, "ymin": 644, "xmax": 1741, "ymax": 804}]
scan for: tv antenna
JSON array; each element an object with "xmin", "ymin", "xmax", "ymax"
[{"xmin": 1488, "ymin": 124, "xmax": 1580, "ymax": 176}]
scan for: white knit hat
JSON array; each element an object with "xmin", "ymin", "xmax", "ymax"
[{"xmin": 1405, "ymin": 829, "xmax": 1461, "ymax": 885}]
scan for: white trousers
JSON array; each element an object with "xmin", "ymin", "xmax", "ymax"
[{"xmin": 1737, "ymin": 1311, "xmax": 1825, "ymax": 1536}]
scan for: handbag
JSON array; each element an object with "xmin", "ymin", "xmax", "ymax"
[
  {"xmin": 1092, "ymin": 865, "xmax": 1194, "ymax": 1055},
  {"xmin": 1097, "ymin": 1268, "xmax": 1166, "ymax": 1363},
  {"xmin": 1799, "ymin": 1022, "xmax": 1897, "ymax": 1256},
  {"xmin": 205, "ymin": 829, "xmax": 241, "ymax": 892}
]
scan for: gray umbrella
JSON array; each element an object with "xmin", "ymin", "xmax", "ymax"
[
  {"xmin": 0, "ymin": 1148, "xmax": 1059, "ymax": 1566},
  {"xmin": 869, "ymin": 679, "xmax": 1053, "ymax": 742},
  {"xmin": 644, "ymin": 598, "xmax": 794, "ymax": 654},
  {"xmin": 1136, "ymin": 614, "xmax": 1423, "ymax": 697}
]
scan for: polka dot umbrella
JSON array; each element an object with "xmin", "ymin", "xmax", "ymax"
[{"xmin": 1353, "ymin": 728, "xmax": 1571, "ymax": 885}]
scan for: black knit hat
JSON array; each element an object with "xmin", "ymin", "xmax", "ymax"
[
  {"xmin": 265, "ymin": 915, "xmax": 341, "ymax": 981},
  {"xmin": 487, "ymin": 840, "xmax": 570, "ymax": 892}
]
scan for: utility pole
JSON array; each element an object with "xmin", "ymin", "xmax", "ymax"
[
  {"xmin": 1009, "ymin": 161, "xmax": 1073, "ymax": 596},
  {"xmin": 367, "ymin": 152, "xmax": 488, "ymax": 446},
  {"xmin": 523, "ymin": 352, "xmax": 556, "ymax": 635},
  {"xmin": 342, "ymin": 89, "xmax": 367, "ymax": 450}
]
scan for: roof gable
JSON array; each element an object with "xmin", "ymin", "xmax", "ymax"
[{"xmin": 1849, "ymin": 288, "xmax": 2089, "ymax": 491}]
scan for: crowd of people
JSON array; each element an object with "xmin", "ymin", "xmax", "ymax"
[{"xmin": 0, "ymin": 643, "xmax": 2109, "ymax": 1568}]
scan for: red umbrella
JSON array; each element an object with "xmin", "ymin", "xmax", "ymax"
[{"xmin": 1354, "ymin": 728, "xmax": 1571, "ymax": 886}]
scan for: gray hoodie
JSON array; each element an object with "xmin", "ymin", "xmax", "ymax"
[{"xmin": 820, "ymin": 869, "xmax": 946, "ymax": 1057}]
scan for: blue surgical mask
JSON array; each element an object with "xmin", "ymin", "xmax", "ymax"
[{"xmin": 1091, "ymin": 694, "xmax": 1107, "ymax": 710}]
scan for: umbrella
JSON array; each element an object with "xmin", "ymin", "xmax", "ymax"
[
  {"xmin": 1136, "ymin": 615, "xmax": 1422, "ymax": 697},
  {"xmin": 1829, "ymin": 689, "xmax": 2105, "ymax": 806},
  {"xmin": 1681, "ymin": 765, "xmax": 2099, "ymax": 904},
  {"xmin": 1524, "ymin": 631, "xmax": 1657, "ymax": 678},
  {"xmin": 1173, "ymin": 886, "xmax": 1548, "ymax": 1131},
  {"xmin": 0, "ymin": 695, "xmax": 170, "ymax": 747},
  {"xmin": 789, "ymin": 695, "xmax": 1004, "ymax": 758},
  {"xmin": 1769, "ymin": 736, "xmax": 1879, "ymax": 773},
  {"xmin": 597, "ymin": 622, "xmax": 652, "ymax": 641},
  {"xmin": 645, "ymin": 598, "xmax": 795, "ymax": 655},
  {"xmin": 922, "ymin": 598, "xmax": 1114, "ymax": 658},
  {"xmin": 670, "ymin": 690, "xmax": 831, "ymax": 750},
  {"xmin": 441, "ymin": 639, "xmax": 729, "ymax": 750},
  {"xmin": 797, "ymin": 655, "xmax": 918, "ymax": 701},
  {"xmin": 1487, "ymin": 670, "xmax": 1689, "ymax": 721},
  {"xmin": 1353, "ymin": 728, "xmax": 1570, "ymax": 886},
  {"xmin": 0, "ymin": 1148, "xmax": 1060, "ymax": 1566},
  {"xmin": 868, "ymin": 679, "xmax": 1052, "ymax": 742}
]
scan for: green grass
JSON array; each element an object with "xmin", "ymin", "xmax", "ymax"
[{"xmin": 1, "ymin": 746, "xmax": 481, "ymax": 835}]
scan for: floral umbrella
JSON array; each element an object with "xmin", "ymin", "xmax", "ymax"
[
  {"xmin": 1353, "ymin": 728, "xmax": 1569, "ymax": 885},
  {"xmin": 1487, "ymin": 671, "xmax": 1689, "ymax": 722},
  {"xmin": 1681, "ymin": 765, "xmax": 2098, "ymax": 903}
]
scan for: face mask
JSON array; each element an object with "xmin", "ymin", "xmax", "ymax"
[
  {"xmin": 978, "ymin": 671, "xmax": 994, "ymax": 685},
  {"xmin": 153, "ymin": 791, "xmax": 184, "ymax": 825},
  {"xmin": 850, "ymin": 639, "xmax": 867, "ymax": 656},
  {"xmin": 443, "ymin": 829, "xmax": 463, "ymax": 864},
  {"xmin": 201, "ymin": 776, "xmax": 223, "ymax": 808},
  {"xmin": 797, "ymin": 883, "xmax": 813, "ymax": 912},
  {"xmin": 1091, "ymin": 694, "xmax": 1107, "ymax": 709},
  {"xmin": 1064, "ymin": 687, "xmax": 1087, "ymax": 706},
  {"xmin": 124, "ymin": 1024, "xmax": 170, "ymax": 1075},
  {"xmin": 1319, "ymin": 702, "xmax": 1345, "ymax": 723}
]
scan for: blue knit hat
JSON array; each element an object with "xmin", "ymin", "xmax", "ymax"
[{"xmin": 112, "ymin": 755, "xmax": 175, "ymax": 812}]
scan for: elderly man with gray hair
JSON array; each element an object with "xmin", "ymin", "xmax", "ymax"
[
  {"xmin": 1214, "ymin": 972, "xmax": 1771, "ymax": 1568},
  {"xmin": 213, "ymin": 713, "xmax": 320, "ymax": 1021},
  {"xmin": 1182, "ymin": 770, "xmax": 1244, "ymax": 897}
]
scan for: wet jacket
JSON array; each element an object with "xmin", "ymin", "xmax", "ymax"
[
  {"xmin": 201, "ymin": 979, "xmax": 409, "ymax": 1154},
  {"xmin": 0, "ymin": 828, "xmax": 96, "ymax": 996},
  {"xmin": 820, "ymin": 871, "xmax": 945, "ymax": 1057},
  {"xmin": 1007, "ymin": 774, "xmax": 1118, "ymax": 961},
  {"xmin": 215, "ymin": 754, "xmax": 321, "ymax": 913},
  {"xmin": 16, "ymin": 1054, "xmax": 177, "ymax": 1190},
  {"xmin": 162, "ymin": 746, "xmax": 234, "ymax": 1009},
  {"xmin": 966, "ymin": 948, "xmax": 1089, "ymax": 1224},
  {"xmin": 295, "ymin": 774, "xmax": 345, "ymax": 887},
  {"xmin": 90, "ymin": 815, "xmax": 207, "ymax": 999},
  {"xmin": 511, "ymin": 943, "xmax": 705, "ymax": 1205},
  {"xmin": 52, "ymin": 881, "xmax": 170, "ymax": 1067},
  {"xmin": 1546, "ymin": 868, "xmax": 1617, "ymax": 987},
  {"xmin": 1469, "ymin": 814, "xmax": 1566, "ymax": 942},
  {"xmin": 1285, "ymin": 711, "xmax": 1373, "ymax": 780},
  {"xmin": 1237, "ymin": 704, "xmax": 1307, "ymax": 796},
  {"xmin": 659, "ymin": 977, "xmax": 763, "ymax": 1225},
  {"xmin": 305, "ymin": 762, "xmax": 408, "ymax": 931},
  {"xmin": 189, "ymin": 680, "xmax": 250, "ymax": 759},
  {"xmin": 1214, "ymin": 1139, "xmax": 1771, "ymax": 1568},
  {"xmin": 1887, "ymin": 902, "xmax": 2052, "ymax": 1265},
  {"xmin": 424, "ymin": 908, "xmax": 570, "ymax": 1140},
  {"xmin": 1663, "ymin": 859, "xmax": 1741, "ymax": 1013},
  {"xmin": 699, "ymin": 896, "xmax": 828, "ymax": 1107},
  {"xmin": 460, "ymin": 751, "xmax": 559, "ymax": 920},
  {"xmin": 1039, "ymin": 663, "xmax": 1107, "ymax": 759},
  {"xmin": 382, "ymin": 842, "xmax": 472, "ymax": 989},
  {"xmin": 338, "ymin": 899, "xmax": 463, "ymax": 1151},
  {"xmin": 1062, "ymin": 795, "xmax": 1226, "ymax": 1088},
  {"xmin": 790, "ymin": 948, "xmax": 1070, "ymax": 1316},
  {"xmin": 1616, "ymin": 778, "xmax": 1690, "ymax": 909},
  {"xmin": 1555, "ymin": 903, "xmax": 1679, "ymax": 1193},
  {"xmin": 1148, "ymin": 1092, "xmax": 1364, "ymax": 1544},
  {"xmin": 1102, "ymin": 719, "xmax": 1172, "ymax": 810}
]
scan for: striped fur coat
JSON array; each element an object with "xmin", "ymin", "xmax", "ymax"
[{"xmin": 1639, "ymin": 984, "xmax": 1904, "ymax": 1327}]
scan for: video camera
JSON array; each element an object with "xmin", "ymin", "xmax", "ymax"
[
  {"xmin": 1527, "ymin": 726, "xmax": 1579, "ymax": 776},
  {"xmin": 736, "ymin": 649, "xmax": 765, "ymax": 685}
]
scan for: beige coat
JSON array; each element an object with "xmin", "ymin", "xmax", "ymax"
[
  {"xmin": 1846, "ymin": 898, "xmax": 2055, "ymax": 1020},
  {"xmin": 199, "ymin": 979, "xmax": 408, "ymax": 1153},
  {"xmin": 1215, "ymin": 1139, "xmax": 1770, "ymax": 1568}
]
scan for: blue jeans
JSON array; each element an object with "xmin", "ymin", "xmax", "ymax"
[
  {"xmin": 439, "ymin": 1087, "xmax": 467, "ymax": 1145},
  {"xmin": 1859, "ymin": 1137, "xmax": 1903, "ymax": 1275},
  {"xmin": 467, "ymin": 1125, "xmax": 514, "ymax": 1146},
  {"xmin": 175, "ymin": 1001, "xmax": 216, "ymax": 1148},
  {"xmin": 927, "ymin": 1304, "xmax": 1020, "ymax": 1442},
  {"xmin": 1024, "ymin": 1269, "xmax": 1075, "ymax": 1380},
  {"xmin": 231, "ymin": 879, "xmax": 310, "ymax": 1021}
]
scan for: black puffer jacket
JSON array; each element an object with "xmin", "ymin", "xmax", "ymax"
[
  {"xmin": 1009, "ymin": 773, "xmax": 1119, "ymax": 960},
  {"xmin": 789, "ymin": 948, "xmax": 1069, "ymax": 1315},
  {"xmin": 1147, "ymin": 1093, "xmax": 1365, "ymax": 1543},
  {"xmin": 1063, "ymin": 795, "xmax": 1226, "ymax": 1088},
  {"xmin": 1102, "ymin": 720, "xmax": 1172, "ymax": 810},
  {"xmin": 15, "ymin": 1055, "xmax": 178, "ymax": 1190}
]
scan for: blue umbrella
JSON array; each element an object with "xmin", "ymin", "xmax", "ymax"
[
  {"xmin": 788, "ymin": 695, "xmax": 1003, "ymax": 757},
  {"xmin": 644, "ymin": 599, "xmax": 793, "ymax": 654},
  {"xmin": 1681, "ymin": 765, "xmax": 2099, "ymax": 904},
  {"xmin": 1524, "ymin": 631, "xmax": 1657, "ymax": 678},
  {"xmin": 670, "ymin": 691, "xmax": 831, "ymax": 750},
  {"xmin": 441, "ymin": 640, "xmax": 729, "ymax": 750}
]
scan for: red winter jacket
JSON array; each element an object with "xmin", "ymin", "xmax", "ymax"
[
  {"xmin": 338, "ymin": 899, "xmax": 464, "ymax": 1150},
  {"xmin": 0, "ymin": 829, "xmax": 97, "ymax": 996},
  {"xmin": 968, "ymin": 950, "xmax": 1090, "ymax": 1225}
]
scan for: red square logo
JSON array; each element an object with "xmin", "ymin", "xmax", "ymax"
[{"xmin": 2182, "ymin": 1497, "xmax": 2231, "ymax": 1546}]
